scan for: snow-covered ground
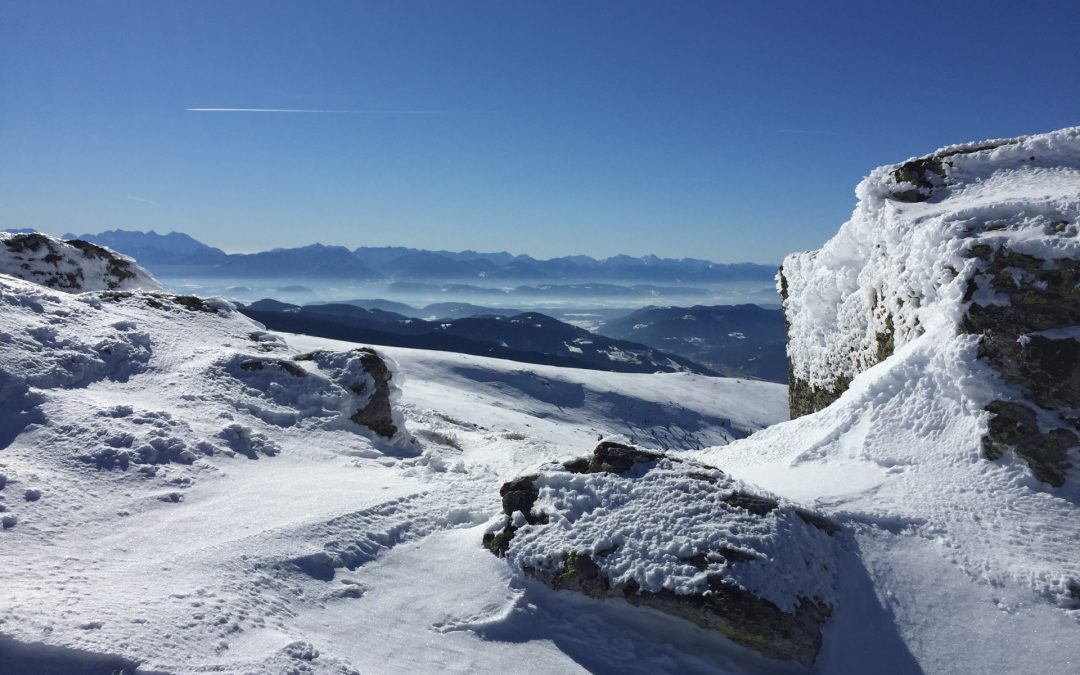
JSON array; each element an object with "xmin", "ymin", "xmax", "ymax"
[
  {"xmin": 0, "ymin": 270, "xmax": 791, "ymax": 674},
  {"xmin": 706, "ymin": 126, "xmax": 1080, "ymax": 673},
  {"xmin": 5, "ymin": 267, "xmax": 1076, "ymax": 674}
]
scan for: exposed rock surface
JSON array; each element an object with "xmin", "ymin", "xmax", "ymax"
[
  {"xmin": 293, "ymin": 347, "xmax": 403, "ymax": 439},
  {"xmin": 779, "ymin": 127, "xmax": 1080, "ymax": 484},
  {"xmin": 484, "ymin": 440, "xmax": 840, "ymax": 665},
  {"xmin": 350, "ymin": 348, "xmax": 399, "ymax": 438}
]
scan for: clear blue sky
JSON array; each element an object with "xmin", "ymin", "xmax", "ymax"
[{"xmin": 1, "ymin": 1, "xmax": 1077, "ymax": 263}]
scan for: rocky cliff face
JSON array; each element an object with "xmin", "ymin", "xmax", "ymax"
[{"xmin": 780, "ymin": 127, "xmax": 1080, "ymax": 485}]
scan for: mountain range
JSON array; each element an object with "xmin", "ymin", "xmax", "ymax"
[
  {"xmin": 312, "ymin": 298, "xmax": 788, "ymax": 381},
  {"xmin": 596, "ymin": 304, "xmax": 787, "ymax": 381},
  {"xmin": 238, "ymin": 300, "xmax": 719, "ymax": 376},
  {"xmin": 56, "ymin": 229, "xmax": 777, "ymax": 282}
]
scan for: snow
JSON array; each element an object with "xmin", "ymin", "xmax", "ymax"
[
  {"xmin": 289, "ymin": 333, "xmax": 785, "ymax": 455},
  {"xmin": 1029, "ymin": 325, "xmax": 1080, "ymax": 341},
  {"xmin": 502, "ymin": 449, "xmax": 840, "ymax": 611},
  {"xmin": 700, "ymin": 321, "xmax": 1080, "ymax": 614},
  {"xmin": 6, "ymin": 256, "xmax": 1072, "ymax": 672},
  {"xmin": 0, "ymin": 231, "xmax": 161, "ymax": 293},
  {"xmin": 0, "ymin": 270, "xmax": 789, "ymax": 673},
  {"xmin": 3, "ymin": 125, "xmax": 1080, "ymax": 672},
  {"xmin": 780, "ymin": 126, "xmax": 1080, "ymax": 388},
  {"xmin": 603, "ymin": 346, "xmax": 643, "ymax": 364},
  {"xmin": 694, "ymin": 125, "xmax": 1080, "ymax": 672}
]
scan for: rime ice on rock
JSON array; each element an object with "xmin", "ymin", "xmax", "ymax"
[{"xmin": 779, "ymin": 127, "xmax": 1080, "ymax": 485}]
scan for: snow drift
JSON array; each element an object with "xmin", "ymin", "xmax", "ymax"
[
  {"xmin": 0, "ymin": 237, "xmax": 785, "ymax": 673},
  {"xmin": 3, "ymin": 124, "xmax": 1080, "ymax": 673}
]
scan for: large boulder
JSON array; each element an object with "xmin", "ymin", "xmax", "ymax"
[
  {"xmin": 484, "ymin": 440, "xmax": 840, "ymax": 666},
  {"xmin": 779, "ymin": 127, "xmax": 1080, "ymax": 484}
]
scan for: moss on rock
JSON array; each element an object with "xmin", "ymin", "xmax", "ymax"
[{"xmin": 552, "ymin": 551, "xmax": 609, "ymax": 597}]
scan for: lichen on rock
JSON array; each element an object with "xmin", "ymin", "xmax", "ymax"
[{"xmin": 982, "ymin": 401, "xmax": 1076, "ymax": 486}]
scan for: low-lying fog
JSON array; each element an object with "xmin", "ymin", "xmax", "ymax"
[{"xmin": 157, "ymin": 276, "xmax": 781, "ymax": 330}]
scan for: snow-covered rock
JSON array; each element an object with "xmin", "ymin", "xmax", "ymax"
[
  {"xmin": 485, "ymin": 439, "xmax": 840, "ymax": 665},
  {"xmin": 780, "ymin": 126, "xmax": 1080, "ymax": 486},
  {"xmin": 478, "ymin": 127, "xmax": 1080, "ymax": 670},
  {"xmin": 6, "ymin": 125, "xmax": 1079, "ymax": 671},
  {"xmin": 674, "ymin": 127, "xmax": 1080, "ymax": 673},
  {"xmin": 0, "ymin": 231, "xmax": 161, "ymax": 292}
]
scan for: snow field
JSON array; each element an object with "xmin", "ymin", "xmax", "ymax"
[{"xmin": 0, "ymin": 271, "xmax": 788, "ymax": 673}]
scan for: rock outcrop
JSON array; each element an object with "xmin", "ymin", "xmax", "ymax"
[
  {"xmin": 292, "ymin": 347, "xmax": 404, "ymax": 440},
  {"xmin": 1, "ymin": 231, "xmax": 161, "ymax": 292},
  {"xmin": 779, "ymin": 127, "xmax": 1080, "ymax": 484},
  {"xmin": 484, "ymin": 440, "xmax": 840, "ymax": 665}
]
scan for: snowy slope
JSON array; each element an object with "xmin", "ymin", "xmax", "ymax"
[
  {"xmin": 699, "ymin": 326, "xmax": 1080, "ymax": 673},
  {"xmin": 0, "ymin": 267, "xmax": 788, "ymax": 674},
  {"xmin": 697, "ymin": 127, "xmax": 1080, "ymax": 673}
]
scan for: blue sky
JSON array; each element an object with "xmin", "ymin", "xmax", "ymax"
[{"xmin": 1, "ymin": 1, "xmax": 1078, "ymax": 263}]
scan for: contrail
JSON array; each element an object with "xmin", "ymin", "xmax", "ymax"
[
  {"xmin": 126, "ymin": 195, "xmax": 156, "ymax": 204},
  {"xmin": 776, "ymin": 128, "xmax": 840, "ymax": 135},
  {"xmin": 185, "ymin": 108, "xmax": 472, "ymax": 114}
]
